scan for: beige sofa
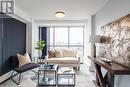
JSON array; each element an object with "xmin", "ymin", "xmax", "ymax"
[{"xmin": 45, "ymin": 49, "xmax": 80, "ymax": 70}]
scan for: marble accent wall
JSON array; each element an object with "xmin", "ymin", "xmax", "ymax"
[{"xmin": 99, "ymin": 14, "xmax": 130, "ymax": 68}]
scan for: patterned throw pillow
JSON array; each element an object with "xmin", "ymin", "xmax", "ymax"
[
  {"xmin": 113, "ymin": 51, "xmax": 130, "ymax": 68},
  {"xmin": 48, "ymin": 50, "xmax": 55, "ymax": 58},
  {"xmin": 124, "ymin": 51, "xmax": 130, "ymax": 67}
]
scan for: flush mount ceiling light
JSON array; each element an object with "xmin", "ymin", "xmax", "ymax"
[{"xmin": 55, "ymin": 11, "xmax": 65, "ymax": 18}]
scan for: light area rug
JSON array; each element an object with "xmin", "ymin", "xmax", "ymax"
[{"xmin": 0, "ymin": 64, "xmax": 95, "ymax": 87}]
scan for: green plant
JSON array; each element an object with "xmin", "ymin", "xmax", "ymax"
[{"xmin": 35, "ymin": 40, "xmax": 45, "ymax": 50}]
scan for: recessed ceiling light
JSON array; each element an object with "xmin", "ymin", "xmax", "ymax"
[{"xmin": 55, "ymin": 11, "xmax": 65, "ymax": 18}]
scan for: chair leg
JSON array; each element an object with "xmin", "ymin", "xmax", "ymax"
[
  {"xmin": 18, "ymin": 73, "xmax": 21, "ymax": 84},
  {"xmin": 11, "ymin": 71, "xmax": 22, "ymax": 85}
]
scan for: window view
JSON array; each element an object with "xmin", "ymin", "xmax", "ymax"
[
  {"xmin": 47, "ymin": 26, "xmax": 84, "ymax": 56},
  {"xmin": 69, "ymin": 27, "xmax": 83, "ymax": 45},
  {"xmin": 55, "ymin": 27, "xmax": 68, "ymax": 46}
]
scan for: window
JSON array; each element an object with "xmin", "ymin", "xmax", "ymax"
[
  {"xmin": 55, "ymin": 27, "xmax": 68, "ymax": 46},
  {"xmin": 49, "ymin": 27, "xmax": 54, "ymax": 46},
  {"xmin": 69, "ymin": 27, "xmax": 84, "ymax": 55},
  {"xmin": 47, "ymin": 26, "xmax": 84, "ymax": 56},
  {"xmin": 69, "ymin": 27, "xmax": 83, "ymax": 45}
]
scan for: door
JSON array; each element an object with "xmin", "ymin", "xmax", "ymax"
[
  {"xmin": 2, "ymin": 17, "xmax": 26, "ymax": 75},
  {"xmin": 2, "ymin": 17, "xmax": 13, "ymax": 74},
  {"xmin": 0, "ymin": 18, "xmax": 3, "ymax": 75}
]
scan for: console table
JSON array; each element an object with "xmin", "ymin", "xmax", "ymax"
[{"xmin": 88, "ymin": 56, "xmax": 130, "ymax": 87}]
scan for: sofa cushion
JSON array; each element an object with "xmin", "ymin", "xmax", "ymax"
[
  {"xmin": 55, "ymin": 49, "xmax": 63, "ymax": 58},
  {"xmin": 48, "ymin": 50, "xmax": 55, "ymax": 58},
  {"xmin": 47, "ymin": 57, "xmax": 79, "ymax": 64},
  {"xmin": 63, "ymin": 49, "xmax": 76, "ymax": 57}
]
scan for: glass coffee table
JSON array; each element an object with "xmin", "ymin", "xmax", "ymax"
[
  {"xmin": 38, "ymin": 64, "xmax": 58, "ymax": 86},
  {"xmin": 57, "ymin": 67, "xmax": 75, "ymax": 86}
]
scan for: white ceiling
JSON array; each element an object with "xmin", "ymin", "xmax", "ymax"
[{"xmin": 15, "ymin": 0, "xmax": 109, "ymax": 20}]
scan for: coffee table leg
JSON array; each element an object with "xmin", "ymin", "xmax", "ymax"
[
  {"xmin": 55, "ymin": 71, "xmax": 56, "ymax": 85},
  {"xmin": 38, "ymin": 71, "xmax": 39, "ymax": 85},
  {"xmin": 57, "ymin": 74, "xmax": 59, "ymax": 86},
  {"xmin": 73, "ymin": 74, "xmax": 75, "ymax": 86}
]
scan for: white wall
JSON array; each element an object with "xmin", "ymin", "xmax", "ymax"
[
  {"xmin": 26, "ymin": 21, "xmax": 32, "ymax": 54},
  {"xmin": 95, "ymin": 0, "xmax": 130, "ymax": 35},
  {"xmin": 94, "ymin": 0, "xmax": 130, "ymax": 87},
  {"xmin": 32, "ymin": 21, "xmax": 39, "ymax": 58},
  {"xmin": 84, "ymin": 15, "xmax": 94, "ymax": 65}
]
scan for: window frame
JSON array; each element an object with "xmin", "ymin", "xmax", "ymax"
[{"xmin": 48, "ymin": 26, "xmax": 84, "ymax": 56}]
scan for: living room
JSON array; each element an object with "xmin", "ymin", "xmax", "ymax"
[{"xmin": 0, "ymin": 0, "xmax": 130, "ymax": 87}]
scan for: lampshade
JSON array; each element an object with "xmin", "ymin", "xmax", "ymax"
[
  {"xmin": 100, "ymin": 36, "xmax": 112, "ymax": 43},
  {"xmin": 55, "ymin": 11, "xmax": 65, "ymax": 18},
  {"xmin": 89, "ymin": 35, "xmax": 100, "ymax": 43}
]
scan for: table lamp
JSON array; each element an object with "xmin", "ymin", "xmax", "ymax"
[{"xmin": 89, "ymin": 35, "xmax": 100, "ymax": 57}]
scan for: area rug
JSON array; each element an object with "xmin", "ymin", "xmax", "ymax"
[{"xmin": 0, "ymin": 64, "xmax": 95, "ymax": 87}]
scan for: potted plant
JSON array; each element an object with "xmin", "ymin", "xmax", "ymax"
[{"xmin": 35, "ymin": 40, "xmax": 45, "ymax": 57}]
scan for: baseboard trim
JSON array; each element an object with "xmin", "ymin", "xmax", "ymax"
[{"xmin": 0, "ymin": 71, "xmax": 17, "ymax": 84}]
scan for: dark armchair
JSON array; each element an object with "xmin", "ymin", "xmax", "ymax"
[{"xmin": 10, "ymin": 55, "xmax": 40, "ymax": 85}]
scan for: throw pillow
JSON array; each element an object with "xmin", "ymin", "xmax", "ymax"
[
  {"xmin": 48, "ymin": 50, "xmax": 55, "ymax": 58},
  {"xmin": 63, "ymin": 49, "xmax": 76, "ymax": 57},
  {"xmin": 17, "ymin": 53, "xmax": 31, "ymax": 67},
  {"xmin": 55, "ymin": 49, "xmax": 63, "ymax": 58}
]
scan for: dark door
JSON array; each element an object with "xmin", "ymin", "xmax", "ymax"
[
  {"xmin": 2, "ymin": 17, "xmax": 26, "ymax": 75},
  {"xmin": 9, "ymin": 18, "xmax": 26, "ymax": 55},
  {"xmin": 2, "ymin": 17, "xmax": 13, "ymax": 74},
  {"xmin": 0, "ymin": 18, "xmax": 3, "ymax": 75}
]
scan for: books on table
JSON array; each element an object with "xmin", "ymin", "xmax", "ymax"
[{"xmin": 60, "ymin": 67, "xmax": 72, "ymax": 73}]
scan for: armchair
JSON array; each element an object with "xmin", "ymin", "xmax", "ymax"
[{"xmin": 10, "ymin": 55, "xmax": 40, "ymax": 85}]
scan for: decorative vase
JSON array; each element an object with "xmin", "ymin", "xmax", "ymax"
[{"xmin": 38, "ymin": 50, "xmax": 42, "ymax": 58}]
